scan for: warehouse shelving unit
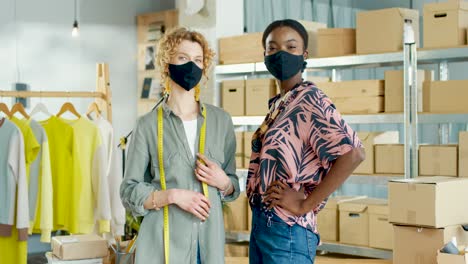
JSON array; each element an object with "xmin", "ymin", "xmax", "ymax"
[{"xmin": 216, "ymin": 46, "xmax": 468, "ymax": 258}]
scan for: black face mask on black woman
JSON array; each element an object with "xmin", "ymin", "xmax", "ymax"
[{"xmin": 264, "ymin": 50, "xmax": 305, "ymax": 81}]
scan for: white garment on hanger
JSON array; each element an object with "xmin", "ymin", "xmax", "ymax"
[{"xmin": 91, "ymin": 116, "xmax": 125, "ymax": 236}]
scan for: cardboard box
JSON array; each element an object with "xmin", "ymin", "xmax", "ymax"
[
  {"xmin": 331, "ymin": 97, "xmax": 384, "ymax": 114},
  {"xmin": 389, "ymin": 176, "xmax": 468, "ymax": 227},
  {"xmin": 393, "ymin": 225, "xmax": 468, "ymax": 264},
  {"xmin": 235, "ymin": 132, "xmax": 244, "ymax": 169},
  {"xmin": 245, "ymin": 79, "xmax": 276, "ymax": 116},
  {"xmin": 423, "ymin": 80, "xmax": 468, "ymax": 113},
  {"xmin": 51, "ymin": 234, "xmax": 108, "ymax": 260},
  {"xmin": 354, "ymin": 132, "xmax": 400, "ymax": 174},
  {"xmin": 317, "ymin": 80, "xmax": 384, "ymax": 98},
  {"xmin": 305, "ymin": 75, "xmax": 330, "ymax": 84},
  {"xmin": 225, "ymin": 257, "xmax": 249, "ymax": 264},
  {"xmin": 243, "ymin": 132, "xmax": 254, "ymax": 169},
  {"xmin": 357, "ymin": 8, "xmax": 420, "ymax": 54},
  {"xmin": 424, "ymin": 1, "xmax": 468, "ymax": 48},
  {"xmin": 225, "ymin": 245, "xmax": 249, "ymax": 257},
  {"xmin": 419, "ymin": 145, "xmax": 458, "ymax": 177},
  {"xmin": 369, "ymin": 204, "xmax": 393, "ymax": 250},
  {"xmin": 219, "ymin": 32, "xmax": 263, "ymax": 64},
  {"xmin": 222, "ymin": 80, "xmax": 245, "ymax": 116},
  {"xmin": 384, "ymin": 70, "xmax": 434, "ymax": 113},
  {"xmin": 375, "ymin": 144, "xmax": 404, "ymax": 174},
  {"xmin": 317, "ymin": 196, "xmax": 366, "ymax": 242},
  {"xmin": 339, "ymin": 198, "xmax": 387, "ymax": 246},
  {"xmin": 460, "ymin": 132, "xmax": 468, "ymax": 177},
  {"xmin": 438, "ymin": 251, "xmax": 468, "ymax": 264},
  {"xmin": 317, "ymin": 28, "xmax": 356, "ymax": 57},
  {"xmin": 298, "ymin": 20, "xmax": 328, "ymax": 58},
  {"xmin": 247, "ymin": 207, "xmax": 252, "ymax": 231},
  {"xmin": 223, "ymin": 192, "xmax": 248, "ymax": 231}
]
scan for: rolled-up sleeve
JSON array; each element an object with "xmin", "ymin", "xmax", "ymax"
[
  {"xmin": 120, "ymin": 117, "xmax": 155, "ymax": 217},
  {"xmin": 307, "ymin": 89, "xmax": 362, "ymax": 169},
  {"xmin": 220, "ymin": 113, "xmax": 240, "ymax": 202}
]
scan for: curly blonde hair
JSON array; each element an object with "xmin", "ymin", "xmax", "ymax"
[{"xmin": 156, "ymin": 27, "xmax": 215, "ymax": 86}]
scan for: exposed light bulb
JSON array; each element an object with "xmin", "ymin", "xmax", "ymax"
[{"xmin": 72, "ymin": 20, "xmax": 79, "ymax": 37}]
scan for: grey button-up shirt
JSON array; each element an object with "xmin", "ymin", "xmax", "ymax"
[{"xmin": 120, "ymin": 101, "xmax": 240, "ymax": 264}]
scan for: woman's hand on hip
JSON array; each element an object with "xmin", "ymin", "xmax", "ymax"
[
  {"xmin": 172, "ymin": 189, "xmax": 211, "ymax": 221},
  {"xmin": 195, "ymin": 153, "xmax": 231, "ymax": 191},
  {"xmin": 264, "ymin": 180, "xmax": 308, "ymax": 216}
]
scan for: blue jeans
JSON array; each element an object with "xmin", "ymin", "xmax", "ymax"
[{"xmin": 249, "ymin": 207, "xmax": 319, "ymax": 264}]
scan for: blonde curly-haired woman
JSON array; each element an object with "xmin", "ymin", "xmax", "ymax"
[{"xmin": 120, "ymin": 27, "xmax": 240, "ymax": 264}]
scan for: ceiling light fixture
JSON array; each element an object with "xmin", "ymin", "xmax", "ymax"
[{"xmin": 72, "ymin": 0, "xmax": 79, "ymax": 37}]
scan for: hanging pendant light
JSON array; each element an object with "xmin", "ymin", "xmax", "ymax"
[{"xmin": 72, "ymin": 0, "xmax": 79, "ymax": 37}]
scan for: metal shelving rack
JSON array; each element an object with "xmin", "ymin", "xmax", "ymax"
[{"xmin": 216, "ymin": 42, "xmax": 468, "ymax": 258}]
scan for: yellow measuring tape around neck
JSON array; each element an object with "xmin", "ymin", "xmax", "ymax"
[{"xmin": 157, "ymin": 104, "xmax": 208, "ymax": 264}]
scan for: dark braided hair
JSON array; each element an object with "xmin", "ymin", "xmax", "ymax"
[{"xmin": 262, "ymin": 19, "xmax": 309, "ymax": 50}]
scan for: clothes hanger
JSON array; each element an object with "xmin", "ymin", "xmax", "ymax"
[
  {"xmin": 10, "ymin": 102, "xmax": 30, "ymax": 119},
  {"xmin": 30, "ymin": 102, "xmax": 52, "ymax": 118},
  {"xmin": 86, "ymin": 102, "xmax": 102, "ymax": 120},
  {"xmin": 0, "ymin": 102, "xmax": 11, "ymax": 118},
  {"xmin": 30, "ymin": 91, "xmax": 52, "ymax": 118},
  {"xmin": 56, "ymin": 102, "xmax": 81, "ymax": 118}
]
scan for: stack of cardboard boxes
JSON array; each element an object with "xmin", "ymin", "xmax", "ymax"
[
  {"xmin": 389, "ymin": 176, "xmax": 468, "ymax": 264},
  {"xmin": 221, "ymin": 79, "xmax": 276, "ymax": 117},
  {"xmin": 318, "ymin": 196, "xmax": 394, "ymax": 250},
  {"xmin": 354, "ymin": 131, "xmax": 401, "ymax": 175}
]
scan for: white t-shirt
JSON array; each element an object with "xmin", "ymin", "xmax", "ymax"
[{"xmin": 182, "ymin": 119, "xmax": 198, "ymax": 159}]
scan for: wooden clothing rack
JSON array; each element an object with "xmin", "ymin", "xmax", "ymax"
[{"xmin": 0, "ymin": 63, "xmax": 113, "ymax": 123}]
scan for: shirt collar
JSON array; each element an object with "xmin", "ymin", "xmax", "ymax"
[{"xmin": 160, "ymin": 96, "xmax": 206, "ymax": 118}]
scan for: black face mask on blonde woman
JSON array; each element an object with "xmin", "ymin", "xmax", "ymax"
[{"xmin": 168, "ymin": 61, "xmax": 203, "ymax": 91}]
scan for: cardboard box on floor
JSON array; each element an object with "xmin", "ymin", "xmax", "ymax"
[
  {"xmin": 317, "ymin": 28, "xmax": 356, "ymax": 57},
  {"xmin": 298, "ymin": 20, "xmax": 327, "ymax": 58},
  {"xmin": 218, "ymin": 32, "xmax": 263, "ymax": 64},
  {"xmin": 354, "ymin": 131, "xmax": 399, "ymax": 174},
  {"xmin": 389, "ymin": 176, "xmax": 468, "ymax": 227},
  {"xmin": 316, "ymin": 80, "xmax": 384, "ymax": 98},
  {"xmin": 460, "ymin": 132, "xmax": 468, "ymax": 177},
  {"xmin": 369, "ymin": 204, "xmax": 393, "ymax": 250},
  {"xmin": 317, "ymin": 196, "xmax": 367, "ymax": 242},
  {"xmin": 235, "ymin": 132, "xmax": 244, "ymax": 168},
  {"xmin": 339, "ymin": 198, "xmax": 388, "ymax": 246},
  {"xmin": 331, "ymin": 97, "xmax": 384, "ymax": 114},
  {"xmin": 423, "ymin": 80, "xmax": 468, "ymax": 113},
  {"xmin": 419, "ymin": 145, "xmax": 458, "ymax": 177},
  {"xmin": 243, "ymin": 132, "xmax": 255, "ymax": 168},
  {"xmin": 245, "ymin": 79, "xmax": 277, "ymax": 116},
  {"xmin": 438, "ymin": 250, "xmax": 468, "ymax": 264},
  {"xmin": 356, "ymin": 8, "xmax": 420, "ymax": 54},
  {"xmin": 52, "ymin": 234, "xmax": 108, "ymax": 260},
  {"xmin": 424, "ymin": 1, "xmax": 468, "ymax": 49},
  {"xmin": 384, "ymin": 70, "xmax": 434, "ymax": 113},
  {"xmin": 375, "ymin": 144, "xmax": 404, "ymax": 174},
  {"xmin": 222, "ymin": 80, "xmax": 245, "ymax": 116},
  {"xmin": 393, "ymin": 225, "xmax": 468, "ymax": 264}
]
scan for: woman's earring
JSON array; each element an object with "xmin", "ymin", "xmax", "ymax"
[
  {"xmin": 194, "ymin": 84, "xmax": 201, "ymax": 101},
  {"xmin": 164, "ymin": 78, "xmax": 171, "ymax": 95}
]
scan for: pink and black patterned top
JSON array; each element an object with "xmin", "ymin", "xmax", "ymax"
[{"xmin": 246, "ymin": 81, "xmax": 362, "ymax": 234}]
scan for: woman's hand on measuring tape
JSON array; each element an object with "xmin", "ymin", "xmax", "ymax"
[
  {"xmin": 172, "ymin": 189, "xmax": 211, "ymax": 221},
  {"xmin": 195, "ymin": 153, "xmax": 231, "ymax": 191}
]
